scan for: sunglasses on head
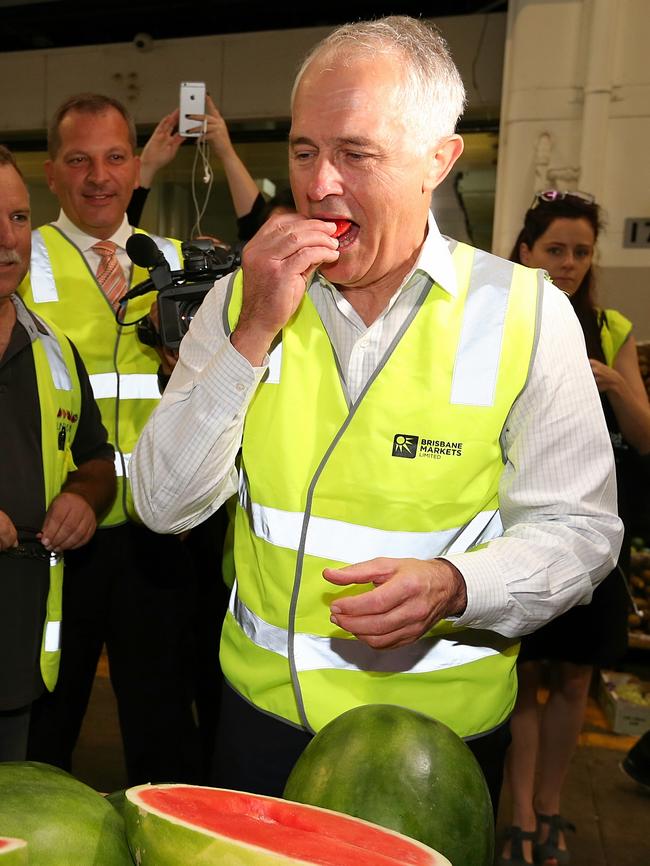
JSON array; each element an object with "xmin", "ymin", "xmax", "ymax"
[{"xmin": 530, "ymin": 189, "xmax": 596, "ymax": 209}]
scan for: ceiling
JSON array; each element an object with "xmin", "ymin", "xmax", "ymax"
[{"xmin": 1, "ymin": 0, "xmax": 507, "ymax": 52}]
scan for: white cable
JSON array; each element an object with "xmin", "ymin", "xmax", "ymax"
[{"xmin": 190, "ymin": 130, "xmax": 213, "ymax": 238}]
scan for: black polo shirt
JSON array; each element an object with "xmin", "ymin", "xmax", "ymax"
[{"xmin": 0, "ymin": 305, "xmax": 113, "ymax": 709}]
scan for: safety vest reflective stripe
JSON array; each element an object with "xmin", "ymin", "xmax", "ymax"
[
  {"xmin": 239, "ymin": 473, "xmax": 503, "ymax": 561},
  {"xmin": 450, "ymin": 253, "xmax": 515, "ymax": 406},
  {"xmin": 38, "ymin": 330, "xmax": 73, "ymax": 391},
  {"xmin": 30, "ymin": 229, "xmax": 182, "ymax": 304},
  {"xmin": 44, "ymin": 620, "xmax": 61, "ymax": 652},
  {"xmin": 89, "ymin": 372, "xmax": 160, "ymax": 400},
  {"xmin": 230, "ymin": 586, "xmax": 499, "ymax": 674},
  {"xmin": 31, "ymin": 231, "xmax": 59, "ymax": 302},
  {"xmin": 114, "ymin": 452, "xmax": 132, "ymax": 478}
]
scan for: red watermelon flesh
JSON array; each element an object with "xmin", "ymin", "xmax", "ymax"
[
  {"xmin": 136, "ymin": 786, "xmax": 450, "ymax": 866},
  {"xmin": 331, "ymin": 219, "xmax": 352, "ymax": 238}
]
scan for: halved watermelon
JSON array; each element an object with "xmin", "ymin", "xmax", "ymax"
[
  {"xmin": 0, "ymin": 838, "xmax": 28, "ymax": 864},
  {"xmin": 124, "ymin": 784, "xmax": 452, "ymax": 866}
]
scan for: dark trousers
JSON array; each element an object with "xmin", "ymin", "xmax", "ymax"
[
  {"xmin": 212, "ymin": 683, "xmax": 510, "ymax": 819},
  {"xmin": 0, "ymin": 705, "xmax": 31, "ymax": 762},
  {"xmin": 27, "ymin": 523, "xmax": 201, "ymax": 785},
  {"xmin": 183, "ymin": 509, "xmax": 230, "ymax": 781}
]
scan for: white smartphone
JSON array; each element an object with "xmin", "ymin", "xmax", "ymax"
[{"xmin": 179, "ymin": 81, "xmax": 206, "ymax": 137}]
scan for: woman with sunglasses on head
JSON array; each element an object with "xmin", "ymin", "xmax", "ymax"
[{"xmin": 499, "ymin": 191, "xmax": 650, "ymax": 866}]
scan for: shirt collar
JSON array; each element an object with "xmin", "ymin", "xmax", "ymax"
[
  {"xmin": 411, "ymin": 211, "xmax": 458, "ymax": 297},
  {"xmin": 52, "ymin": 210, "xmax": 132, "ymax": 253}
]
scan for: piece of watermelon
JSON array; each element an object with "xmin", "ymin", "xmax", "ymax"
[
  {"xmin": 0, "ymin": 838, "xmax": 28, "ymax": 865},
  {"xmin": 331, "ymin": 219, "xmax": 352, "ymax": 238},
  {"xmin": 284, "ymin": 704, "xmax": 494, "ymax": 866},
  {"xmin": 124, "ymin": 784, "xmax": 452, "ymax": 866},
  {"xmin": 0, "ymin": 762, "xmax": 133, "ymax": 866}
]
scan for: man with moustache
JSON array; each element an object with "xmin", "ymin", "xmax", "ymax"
[
  {"xmin": 0, "ymin": 145, "xmax": 115, "ymax": 761},
  {"xmin": 131, "ymin": 17, "xmax": 622, "ymax": 808},
  {"xmin": 19, "ymin": 95, "xmax": 200, "ymax": 784}
]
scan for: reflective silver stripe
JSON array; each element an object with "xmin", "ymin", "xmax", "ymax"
[
  {"xmin": 148, "ymin": 234, "xmax": 182, "ymax": 270},
  {"xmin": 30, "ymin": 230, "xmax": 59, "ymax": 302},
  {"xmin": 239, "ymin": 474, "xmax": 503, "ymax": 562},
  {"xmin": 114, "ymin": 452, "xmax": 132, "ymax": 478},
  {"xmin": 89, "ymin": 372, "xmax": 160, "ymax": 400},
  {"xmin": 44, "ymin": 621, "xmax": 61, "ymax": 653},
  {"xmin": 266, "ymin": 342, "xmax": 282, "ymax": 384},
  {"xmin": 450, "ymin": 251, "xmax": 515, "ymax": 406},
  {"xmin": 230, "ymin": 586, "xmax": 498, "ymax": 674},
  {"xmin": 39, "ymin": 331, "xmax": 73, "ymax": 391}
]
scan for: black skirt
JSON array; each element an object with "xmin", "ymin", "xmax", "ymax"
[{"xmin": 518, "ymin": 565, "xmax": 630, "ymax": 668}]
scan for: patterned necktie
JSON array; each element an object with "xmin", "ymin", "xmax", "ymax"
[{"xmin": 92, "ymin": 240, "xmax": 128, "ymax": 310}]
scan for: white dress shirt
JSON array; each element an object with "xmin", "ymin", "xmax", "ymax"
[
  {"xmin": 131, "ymin": 216, "xmax": 623, "ymax": 638},
  {"xmin": 51, "ymin": 210, "xmax": 133, "ymax": 280}
]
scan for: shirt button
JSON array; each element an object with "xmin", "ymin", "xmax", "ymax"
[
  {"xmin": 359, "ymin": 341, "xmax": 369, "ymax": 350},
  {"xmin": 235, "ymin": 383, "xmax": 245, "ymax": 392}
]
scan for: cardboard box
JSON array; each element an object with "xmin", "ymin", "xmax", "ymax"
[{"xmin": 598, "ymin": 670, "xmax": 650, "ymax": 736}]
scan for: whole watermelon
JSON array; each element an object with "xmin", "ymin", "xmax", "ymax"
[
  {"xmin": 283, "ymin": 704, "xmax": 494, "ymax": 866},
  {"xmin": 0, "ymin": 762, "xmax": 133, "ymax": 865}
]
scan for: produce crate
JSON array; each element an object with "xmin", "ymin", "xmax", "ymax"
[{"xmin": 598, "ymin": 670, "xmax": 650, "ymax": 736}]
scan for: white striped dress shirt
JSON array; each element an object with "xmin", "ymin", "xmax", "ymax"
[{"xmin": 131, "ymin": 216, "xmax": 622, "ymax": 638}]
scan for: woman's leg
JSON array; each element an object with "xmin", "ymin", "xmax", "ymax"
[
  {"xmin": 501, "ymin": 661, "xmax": 542, "ymax": 863},
  {"xmin": 534, "ymin": 662, "xmax": 592, "ymax": 851}
]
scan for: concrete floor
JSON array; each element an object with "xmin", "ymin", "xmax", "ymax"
[{"xmin": 72, "ymin": 657, "xmax": 650, "ymax": 866}]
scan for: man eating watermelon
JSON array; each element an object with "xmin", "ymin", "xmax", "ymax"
[{"xmin": 131, "ymin": 15, "xmax": 622, "ymax": 820}]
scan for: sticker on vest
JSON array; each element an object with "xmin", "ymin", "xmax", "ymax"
[{"xmin": 392, "ymin": 433, "xmax": 463, "ymax": 460}]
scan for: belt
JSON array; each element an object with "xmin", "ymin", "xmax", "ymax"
[{"xmin": 0, "ymin": 542, "xmax": 61, "ymax": 563}]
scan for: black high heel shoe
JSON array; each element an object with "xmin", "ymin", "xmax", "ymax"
[
  {"xmin": 498, "ymin": 825, "xmax": 537, "ymax": 865},
  {"xmin": 533, "ymin": 814, "xmax": 576, "ymax": 865}
]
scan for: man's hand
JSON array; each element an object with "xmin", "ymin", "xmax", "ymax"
[
  {"xmin": 139, "ymin": 110, "xmax": 184, "ymax": 188},
  {"xmin": 0, "ymin": 511, "xmax": 18, "ymax": 551},
  {"xmin": 324, "ymin": 557, "xmax": 468, "ymax": 649},
  {"xmin": 231, "ymin": 213, "xmax": 340, "ymax": 365},
  {"xmin": 40, "ymin": 492, "xmax": 97, "ymax": 552}
]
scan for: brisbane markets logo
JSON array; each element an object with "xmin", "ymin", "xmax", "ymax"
[
  {"xmin": 392, "ymin": 434, "xmax": 419, "ymax": 458},
  {"xmin": 392, "ymin": 433, "xmax": 464, "ymax": 460}
]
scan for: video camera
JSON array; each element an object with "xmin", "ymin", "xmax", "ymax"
[{"xmin": 123, "ymin": 234, "xmax": 240, "ymax": 349}]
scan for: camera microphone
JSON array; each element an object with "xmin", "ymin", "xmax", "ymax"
[
  {"xmin": 121, "ymin": 234, "xmax": 174, "ymax": 303},
  {"xmin": 126, "ymin": 233, "xmax": 167, "ymax": 269}
]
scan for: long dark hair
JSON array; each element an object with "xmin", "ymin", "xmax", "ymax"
[{"xmin": 510, "ymin": 196, "xmax": 604, "ymax": 360}]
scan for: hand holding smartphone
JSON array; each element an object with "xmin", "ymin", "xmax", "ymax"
[{"xmin": 179, "ymin": 81, "xmax": 206, "ymax": 137}]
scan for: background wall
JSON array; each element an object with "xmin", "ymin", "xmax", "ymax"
[
  {"xmin": 494, "ymin": 0, "xmax": 650, "ymax": 338},
  {"xmin": 1, "ymin": 15, "xmax": 505, "ymax": 248},
  {"xmin": 0, "ymin": 15, "xmax": 505, "ymax": 132}
]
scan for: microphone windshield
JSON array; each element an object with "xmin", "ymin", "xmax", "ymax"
[{"xmin": 126, "ymin": 233, "xmax": 165, "ymax": 269}]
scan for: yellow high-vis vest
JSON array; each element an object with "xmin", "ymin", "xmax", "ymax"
[
  {"xmin": 14, "ymin": 297, "xmax": 81, "ymax": 690},
  {"xmin": 599, "ymin": 308, "xmax": 632, "ymax": 367},
  {"xmin": 19, "ymin": 225, "xmax": 182, "ymax": 526},
  {"xmin": 221, "ymin": 242, "xmax": 545, "ymax": 738}
]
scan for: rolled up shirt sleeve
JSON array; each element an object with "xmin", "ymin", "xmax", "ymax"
[
  {"xmin": 131, "ymin": 274, "xmax": 267, "ymax": 533},
  {"xmin": 446, "ymin": 284, "xmax": 623, "ymax": 637}
]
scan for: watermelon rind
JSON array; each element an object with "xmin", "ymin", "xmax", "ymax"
[
  {"xmin": 284, "ymin": 704, "xmax": 494, "ymax": 866},
  {"xmin": 124, "ymin": 783, "xmax": 452, "ymax": 866},
  {"xmin": 0, "ymin": 838, "xmax": 28, "ymax": 865},
  {"xmin": 0, "ymin": 762, "xmax": 133, "ymax": 865}
]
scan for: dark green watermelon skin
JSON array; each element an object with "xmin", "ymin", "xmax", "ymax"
[
  {"xmin": 283, "ymin": 704, "xmax": 494, "ymax": 866},
  {"xmin": 0, "ymin": 762, "xmax": 133, "ymax": 866},
  {"xmin": 105, "ymin": 789, "xmax": 127, "ymax": 820}
]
